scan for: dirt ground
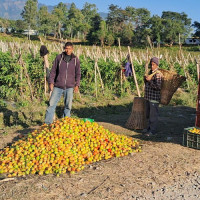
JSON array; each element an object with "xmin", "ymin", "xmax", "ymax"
[{"xmin": 0, "ymin": 104, "xmax": 200, "ymax": 200}]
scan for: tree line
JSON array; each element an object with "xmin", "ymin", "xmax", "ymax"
[{"xmin": 0, "ymin": 0, "xmax": 200, "ymax": 46}]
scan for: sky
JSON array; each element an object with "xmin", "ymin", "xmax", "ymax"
[{"xmin": 38, "ymin": 0, "xmax": 200, "ymax": 23}]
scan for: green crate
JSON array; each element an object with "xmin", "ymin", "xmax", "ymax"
[{"xmin": 183, "ymin": 127, "xmax": 200, "ymax": 150}]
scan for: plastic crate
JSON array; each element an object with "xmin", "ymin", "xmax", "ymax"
[{"xmin": 183, "ymin": 127, "xmax": 200, "ymax": 150}]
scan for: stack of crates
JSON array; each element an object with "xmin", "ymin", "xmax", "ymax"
[{"xmin": 183, "ymin": 127, "xmax": 200, "ymax": 150}]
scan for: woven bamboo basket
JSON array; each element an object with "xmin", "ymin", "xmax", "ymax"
[
  {"xmin": 125, "ymin": 97, "xmax": 147, "ymax": 130},
  {"xmin": 159, "ymin": 69, "xmax": 186, "ymax": 105}
]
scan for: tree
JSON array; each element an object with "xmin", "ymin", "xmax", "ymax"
[
  {"xmin": 192, "ymin": 21, "xmax": 200, "ymax": 37},
  {"xmin": 106, "ymin": 32, "xmax": 115, "ymax": 46},
  {"xmin": 133, "ymin": 8, "xmax": 151, "ymax": 45},
  {"xmin": 125, "ymin": 6, "xmax": 137, "ymax": 27},
  {"xmin": 134, "ymin": 26, "xmax": 151, "ymax": 46},
  {"xmin": 38, "ymin": 6, "xmax": 53, "ymax": 37},
  {"xmin": 106, "ymin": 4, "xmax": 127, "ymax": 34},
  {"xmin": 120, "ymin": 23, "xmax": 134, "ymax": 45},
  {"xmin": 52, "ymin": 2, "xmax": 68, "ymax": 38},
  {"xmin": 81, "ymin": 3, "xmax": 98, "ymax": 24},
  {"xmin": 67, "ymin": 3, "xmax": 84, "ymax": 38},
  {"xmin": 162, "ymin": 19, "xmax": 182, "ymax": 45},
  {"xmin": 81, "ymin": 3, "xmax": 98, "ymax": 39},
  {"xmin": 135, "ymin": 8, "xmax": 150, "ymax": 28},
  {"xmin": 162, "ymin": 11, "xmax": 191, "ymax": 27},
  {"xmin": 97, "ymin": 21, "xmax": 107, "ymax": 46},
  {"xmin": 21, "ymin": 0, "xmax": 38, "ymax": 29},
  {"xmin": 86, "ymin": 14, "xmax": 102, "ymax": 44},
  {"xmin": 14, "ymin": 20, "xmax": 27, "ymax": 33},
  {"xmin": 0, "ymin": 18, "xmax": 10, "ymax": 33},
  {"xmin": 161, "ymin": 11, "xmax": 192, "ymax": 44},
  {"xmin": 148, "ymin": 15, "xmax": 164, "ymax": 46}
]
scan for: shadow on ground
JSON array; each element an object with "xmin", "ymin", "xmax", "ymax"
[
  {"xmin": 69, "ymin": 103, "xmax": 196, "ymax": 145},
  {"xmin": 0, "ymin": 101, "xmax": 196, "ymax": 148},
  {"xmin": 0, "ymin": 104, "xmax": 29, "ymax": 128}
]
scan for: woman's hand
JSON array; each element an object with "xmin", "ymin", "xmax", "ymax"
[{"xmin": 145, "ymin": 75, "xmax": 152, "ymax": 81}]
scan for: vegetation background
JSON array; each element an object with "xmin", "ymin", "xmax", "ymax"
[{"xmin": 0, "ymin": 0, "xmax": 200, "ymax": 132}]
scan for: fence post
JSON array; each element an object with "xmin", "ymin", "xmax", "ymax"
[
  {"xmin": 195, "ymin": 59, "xmax": 200, "ymax": 127},
  {"xmin": 196, "ymin": 59, "xmax": 200, "ymax": 81},
  {"xmin": 128, "ymin": 46, "xmax": 141, "ymax": 97}
]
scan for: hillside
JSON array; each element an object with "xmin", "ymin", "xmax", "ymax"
[
  {"xmin": 0, "ymin": 0, "xmax": 107, "ymax": 20},
  {"xmin": 0, "ymin": 0, "xmax": 67, "ymax": 20},
  {"xmin": 0, "ymin": 0, "xmax": 26, "ymax": 19}
]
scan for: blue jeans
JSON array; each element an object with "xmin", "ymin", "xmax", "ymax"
[{"xmin": 45, "ymin": 87, "xmax": 74, "ymax": 124}]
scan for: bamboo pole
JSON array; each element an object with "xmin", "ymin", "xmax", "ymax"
[
  {"xmin": 147, "ymin": 35, "xmax": 153, "ymax": 50},
  {"xmin": 18, "ymin": 52, "xmax": 34, "ymax": 100},
  {"xmin": 94, "ymin": 60, "xmax": 97, "ymax": 98},
  {"xmin": 118, "ymin": 38, "xmax": 123, "ymax": 93},
  {"xmin": 44, "ymin": 54, "xmax": 49, "ymax": 97},
  {"xmin": 95, "ymin": 61, "xmax": 104, "ymax": 93},
  {"xmin": 179, "ymin": 33, "xmax": 182, "ymax": 52},
  {"xmin": 196, "ymin": 59, "xmax": 200, "ymax": 81},
  {"xmin": 17, "ymin": 48, "xmax": 24, "ymax": 96},
  {"xmin": 128, "ymin": 46, "xmax": 141, "ymax": 97},
  {"xmin": 145, "ymin": 48, "xmax": 149, "ymax": 75}
]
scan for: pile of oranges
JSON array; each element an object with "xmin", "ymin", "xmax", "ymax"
[{"xmin": 0, "ymin": 117, "xmax": 141, "ymax": 177}]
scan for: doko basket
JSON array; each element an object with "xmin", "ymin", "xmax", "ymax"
[
  {"xmin": 125, "ymin": 97, "xmax": 147, "ymax": 130},
  {"xmin": 159, "ymin": 69, "xmax": 186, "ymax": 105},
  {"xmin": 183, "ymin": 127, "xmax": 200, "ymax": 150}
]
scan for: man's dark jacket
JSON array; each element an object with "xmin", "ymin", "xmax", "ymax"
[{"xmin": 49, "ymin": 52, "xmax": 81, "ymax": 89}]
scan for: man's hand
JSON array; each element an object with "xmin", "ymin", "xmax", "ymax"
[
  {"xmin": 74, "ymin": 86, "xmax": 79, "ymax": 93},
  {"xmin": 49, "ymin": 83, "xmax": 54, "ymax": 91}
]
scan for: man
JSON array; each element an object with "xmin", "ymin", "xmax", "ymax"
[
  {"xmin": 144, "ymin": 57, "xmax": 162, "ymax": 136},
  {"xmin": 44, "ymin": 42, "xmax": 81, "ymax": 124}
]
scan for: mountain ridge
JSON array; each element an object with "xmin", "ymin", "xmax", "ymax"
[{"xmin": 0, "ymin": 0, "xmax": 107, "ymax": 20}]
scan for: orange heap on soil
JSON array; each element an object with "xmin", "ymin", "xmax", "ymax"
[{"xmin": 0, "ymin": 117, "xmax": 141, "ymax": 177}]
